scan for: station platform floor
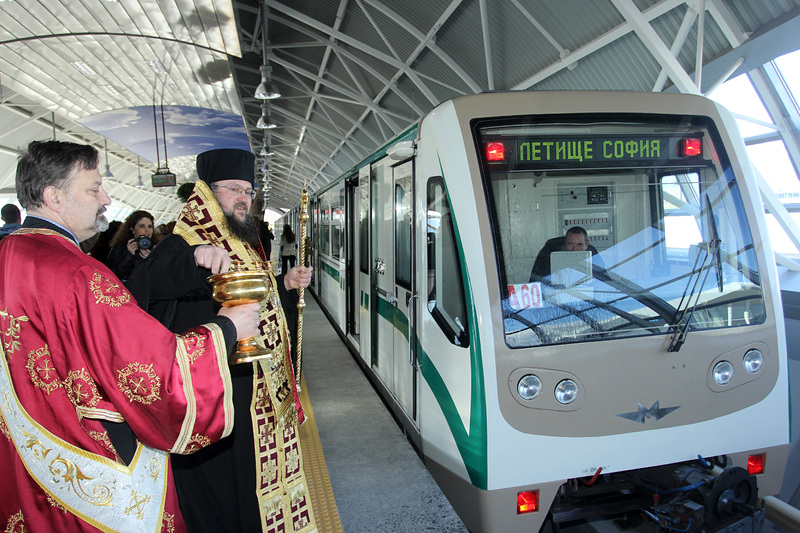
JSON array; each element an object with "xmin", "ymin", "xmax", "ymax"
[{"xmin": 298, "ymin": 294, "xmax": 467, "ymax": 533}]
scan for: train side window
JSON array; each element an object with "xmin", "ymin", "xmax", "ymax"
[
  {"xmin": 427, "ymin": 177, "xmax": 469, "ymax": 347},
  {"xmin": 359, "ymin": 173, "xmax": 370, "ymax": 273},
  {"xmin": 320, "ymin": 202, "xmax": 330, "ymax": 256},
  {"xmin": 395, "ymin": 162, "xmax": 413, "ymax": 288},
  {"xmin": 331, "ymin": 200, "xmax": 341, "ymax": 261}
]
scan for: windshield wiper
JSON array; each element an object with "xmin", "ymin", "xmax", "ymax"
[
  {"xmin": 668, "ymin": 194, "xmax": 722, "ymax": 352},
  {"xmin": 706, "ymin": 194, "xmax": 724, "ymax": 293}
]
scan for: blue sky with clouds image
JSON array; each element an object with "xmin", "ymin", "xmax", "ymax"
[{"xmin": 79, "ymin": 106, "xmax": 251, "ymax": 164}]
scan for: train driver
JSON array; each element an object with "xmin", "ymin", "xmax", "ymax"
[{"xmin": 529, "ymin": 226, "xmax": 601, "ymax": 281}]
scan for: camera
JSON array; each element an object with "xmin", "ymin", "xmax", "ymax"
[{"xmin": 135, "ymin": 235, "xmax": 153, "ymax": 251}]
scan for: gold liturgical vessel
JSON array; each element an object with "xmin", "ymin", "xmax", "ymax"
[{"xmin": 208, "ymin": 260, "xmax": 272, "ymax": 365}]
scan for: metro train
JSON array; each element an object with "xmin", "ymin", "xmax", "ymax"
[{"xmin": 281, "ymin": 91, "xmax": 790, "ymax": 532}]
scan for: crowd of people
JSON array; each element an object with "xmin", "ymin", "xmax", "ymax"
[
  {"xmin": 0, "ymin": 139, "xmax": 600, "ymax": 533},
  {"xmin": 0, "ymin": 141, "xmax": 313, "ymax": 533}
]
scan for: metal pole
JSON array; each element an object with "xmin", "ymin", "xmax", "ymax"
[{"xmin": 296, "ymin": 185, "xmax": 309, "ymax": 381}]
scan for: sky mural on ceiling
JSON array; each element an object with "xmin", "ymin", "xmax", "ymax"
[{"xmin": 78, "ymin": 106, "xmax": 251, "ymax": 166}]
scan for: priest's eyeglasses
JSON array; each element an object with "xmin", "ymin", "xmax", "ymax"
[{"xmin": 211, "ymin": 184, "xmax": 258, "ymax": 200}]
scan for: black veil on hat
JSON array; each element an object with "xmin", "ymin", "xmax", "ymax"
[{"xmin": 196, "ymin": 149, "xmax": 256, "ymax": 187}]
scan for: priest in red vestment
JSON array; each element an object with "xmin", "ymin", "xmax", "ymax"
[{"xmin": 0, "ymin": 140, "xmax": 260, "ymax": 533}]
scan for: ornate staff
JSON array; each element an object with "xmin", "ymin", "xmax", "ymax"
[{"xmin": 296, "ymin": 183, "xmax": 309, "ymax": 381}]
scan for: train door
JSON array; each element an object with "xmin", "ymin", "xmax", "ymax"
[
  {"xmin": 345, "ymin": 174, "xmax": 360, "ymax": 347},
  {"xmin": 392, "ymin": 160, "xmax": 416, "ymax": 418},
  {"xmin": 371, "ymin": 160, "xmax": 393, "ymax": 379},
  {"xmin": 370, "ymin": 157, "xmax": 417, "ymax": 421},
  {"xmin": 308, "ymin": 197, "xmax": 318, "ymax": 291},
  {"xmin": 357, "ymin": 165, "xmax": 370, "ymax": 365}
]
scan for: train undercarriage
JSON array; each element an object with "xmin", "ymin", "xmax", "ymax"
[{"xmin": 550, "ymin": 457, "xmax": 763, "ymax": 533}]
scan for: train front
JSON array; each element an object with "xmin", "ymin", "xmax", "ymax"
[{"xmin": 421, "ymin": 92, "xmax": 790, "ymax": 533}]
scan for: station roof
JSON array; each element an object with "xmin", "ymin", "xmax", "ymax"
[{"xmin": 0, "ymin": 0, "xmax": 798, "ymax": 221}]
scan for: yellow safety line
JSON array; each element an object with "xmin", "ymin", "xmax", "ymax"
[{"xmin": 299, "ymin": 376, "xmax": 344, "ymax": 533}]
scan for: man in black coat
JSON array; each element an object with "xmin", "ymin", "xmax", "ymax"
[{"xmin": 128, "ymin": 148, "xmax": 315, "ymax": 533}]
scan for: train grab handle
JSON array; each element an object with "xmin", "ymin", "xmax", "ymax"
[
  {"xmin": 408, "ymin": 292, "xmax": 419, "ymax": 368},
  {"xmin": 376, "ymin": 286, "xmax": 397, "ymax": 305}
]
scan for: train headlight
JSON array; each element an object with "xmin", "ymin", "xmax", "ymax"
[
  {"xmin": 743, "ymin": 349, "xmax": 764, "ymax": 374},
  {"xmin": 713, "ymin": 361, "xmax": 734, "ymax": 385},
  {"xmin": 517, "ymin": 375, "xmax": 542, "ymax": 401},
  {"xmin": 555, "ymin": 379, "xmax": 579, "ymax": 404}
]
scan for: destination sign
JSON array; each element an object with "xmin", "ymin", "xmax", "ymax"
[{"xmin": 504, "ymin": 134, "xmax": 704, "ymax": 169}]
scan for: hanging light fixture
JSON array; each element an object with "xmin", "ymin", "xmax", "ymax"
[
  {"xmin": 255, "ymin": 65, "xmax": 280, "ymax": 99},
  {"xmin": 256, "ymin": 104, "xmax": 276, "ymax": 129},
  {"xmin": 254, "ymin": 4, "xmax": 280, "ymax": 100},
  {"xmin": 151, "ymin": 95, "xmax": 176, "ymax": 187},
  {"xmin": 136, "ymin": 156, "xmax": 144, "ymax": 187},
  {"xmin": 260, "ymin": 133, "xmax": 275, "ymax": 156},
  {"xmin": 103, "ymin": 139, "xmax": 113, "ymax": 178}
]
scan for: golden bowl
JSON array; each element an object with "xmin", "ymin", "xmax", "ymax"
[
  {"xmin": 208, "ymin": 271, "xmax": 269, "ymax": 307},
  {"xmin": 207, "ymin": 260, "xmax": 273, "ymax": 364}
]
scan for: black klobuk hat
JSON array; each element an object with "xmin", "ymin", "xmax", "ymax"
[{"xmin": 196, "ymin": 149, "xmax": 256, "ymax": 187}]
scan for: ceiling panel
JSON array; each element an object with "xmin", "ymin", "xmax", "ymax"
[{"xmin": 0, "ymin": 0, "xmax": 798, "ymax": 220}]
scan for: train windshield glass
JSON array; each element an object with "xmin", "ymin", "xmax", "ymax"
[{"xmin": 474, "ymin": 114, "xmax": 765, "ymax": 348}]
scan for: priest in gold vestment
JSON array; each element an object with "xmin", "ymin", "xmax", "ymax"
[{"xmin": 128, "ymin": 149, "xmax": 316, "ymax": 533}]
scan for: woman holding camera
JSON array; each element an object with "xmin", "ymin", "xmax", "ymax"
[{"xmin": 107, "ymin": 210, "xmax": 155, "ymax": 283}]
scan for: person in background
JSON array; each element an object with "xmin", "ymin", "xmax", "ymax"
[
  {"xmin": 0, "ymin": 140, "xmax": 259, "ymax": 532},
  {"xmin": 280, "ymin": 223, "xmax": 297, "ymax": 274},
  {"xmin": 106, "ymin": 210, "xmax": 154, "ymax": 283},
  {"xmin": 257, "ymin": 215, "xmax": 275, "ymax": 261},
  {"xmin": 153, "ymin": 221, "xmax": 175, "ymax": 247},
  {"xmin": 154, "ymin": 222, "xmax": 171, "ymax": 245},
  {"xmin": 87, "ymin": 219, "xmax": 121, "ymax": 266},
  {"xmin": 127, "ymin": 148, "xmax": 315, "ymax": 533},
  {"xmin": 0, "ymin": 203, "xmax": 21, "ymax": 240},
  {"xmin": 303, "ymin": 235, "xmax": 312, "ymax": 269}
]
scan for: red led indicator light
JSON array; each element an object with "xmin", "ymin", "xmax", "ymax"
[
  {"xmin": 517, "ymin": 490, "xmax": 539, "ymax": 514},
  {"xmin": 486, "ymin": 142, "xmax": 505, "ymax": 162},
  {"xmin": 681, "ymin": 138, "xmax": 702, "ymax": 157},
  {"xmin": 747, "ymin": 454, "xmax": 765, "ymax": 475}
]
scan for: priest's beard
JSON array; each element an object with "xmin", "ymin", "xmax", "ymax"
[
  {"xmin": 95, "ymin": 207, "xmax": 109, "ymax": 233},
  {"xmin": 224, "ymin": 211, "xmax": 260, "ymax": 249}
]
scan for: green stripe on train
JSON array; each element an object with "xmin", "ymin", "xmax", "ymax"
[
  {"xmin": 418, "ymin": 154, "xmax": 487, "ymax": 489},
  {"xmin": 376, "ymin": 296, "xmax": 408, "ymax": 338},
  {"xmin": 371, "ymin": 290, "xmax": 487, "ymax": 489},
  {"xmin": 319, "ymin": 260, "xmax": 345, "ymax": 290},
  {"xmin": 368, "ymin": 156, "xmax": 488, "ymax": 488}
]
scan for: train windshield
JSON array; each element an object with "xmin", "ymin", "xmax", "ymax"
[{"xmin": 474, "ymin": 113, "xmax": 765, "ymax": 348}]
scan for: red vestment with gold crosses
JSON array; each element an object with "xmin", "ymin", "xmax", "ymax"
[{"xmin": 0, "ymin": 221, "xmax": 236, "ymax": 532}]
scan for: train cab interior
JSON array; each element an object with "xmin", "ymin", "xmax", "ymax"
[{"xmin": 477, "ymin": 116, "xmax": 765, "ymax": 349}]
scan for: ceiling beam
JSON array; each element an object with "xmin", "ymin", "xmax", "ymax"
[
  {"xmin": 267, "ymin": 14, "xmax": 426, "ymax": 116},
  {"xmin": 653, "ymin": 6, "xmax": 698, "ymax": 92},
  {"xmin": 479, "ymin": 0, "xmax": 494, "ymax": 90},
  {"xmin": 513, "ymin": 0, "xmax": 685, "ymax": 90},
  {"xmin": 611, "ymin": 0, "xmax": 700, "ymax": 94},
  {"xmin": 361, "ymin": 0, "xmax": 479, "ymax": 93}
]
